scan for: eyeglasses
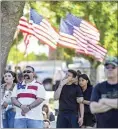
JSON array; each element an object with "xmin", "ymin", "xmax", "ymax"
[
  {"xmin": 105, "ymin": 65, "xmax": 116, "ymax": 70},
  {"xmin": 23, "ymin": 70, "xmax": 33, "ymax": 73}
]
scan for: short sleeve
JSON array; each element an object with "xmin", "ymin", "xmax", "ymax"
[
  {"xmin": 36, "ymin": 84, "xmax": 46, "ymax": 99},
  {"xmin": 49, "ymin": 112, "xmax": 55, "ymax": 121},
  {"xmin": 76, "ymin": 85, "xmax": 83, "ymax": 98},
  {"xmin": 90, "ymin": 84, "xmax": 101, "ymax": 102}
]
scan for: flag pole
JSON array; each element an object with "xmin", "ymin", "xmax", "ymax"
[{"xmin": 26, "ymin": 2, "xmax": 30, "ymax": 64}]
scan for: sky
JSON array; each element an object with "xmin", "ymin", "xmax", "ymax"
[{"xmin": 17, "ymin": 36, "xmax": 49, "ymax": 56}]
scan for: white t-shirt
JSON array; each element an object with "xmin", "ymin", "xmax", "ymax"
[{"xmin": 11, "ymin": 79, "xmax": 46, "ymax": 120}]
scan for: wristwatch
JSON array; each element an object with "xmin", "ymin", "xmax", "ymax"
[
  {"xmin": 27, "ymin": 105, "xmax": 31, "ymax": 110},
  {"xmin": 19, "ymin": 104, "xmax": 22, "ymax": 108}
]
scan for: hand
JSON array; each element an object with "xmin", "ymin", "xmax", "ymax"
[
  {"xmin": 78, "ymin": 117, "xmax": 83, "ymax": 127},
  {"xmin": 20, "ymin": 105, "xmax": 30, "ymax": 114},
  {"xmin": 60, "ymin": 78, "xmax": 69, "ymax": 86},
  {"xmin": 42, "ymin": 111, "xmax": 46, "ymax": 116},
  {"xmin": 72, "ymin": 77, "xmax": 78, "ymax": 84},
  {"xmin": 42, "ymin": 111, "xmax": 47, "ymax": 119},
  {"xmin": 2, "ymin": 102, "xmax": 8, "ymax": 108},
  {"xmin": 21, "ymin": 110, "xmax": 26, "ymax": 116}
]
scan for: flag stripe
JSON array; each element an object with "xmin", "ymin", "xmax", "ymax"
[
  {"xmin": 81, "ymin": 20, "xmax": 99, "ymax": 32},
  {"xmin": 74, "ymin": 26, "xmax": 99, "ymax": 44},
  {"xmin": 80, "ymin": 23, "xmax": 100, "ymax": 37},
  {"xmin": 58, "ymin": 31, "xmax": 77, "ymax": 49},
  {"xmin": 79, "ymin": 27, "xmax": 100, "ymax": 41},
  {"xmin": 29, "ymin": 9, "xmax": 59, "ymax": 49},
  {"xmin": 33, "ymin": 23, "xmax": 58, "ymax": 43},
  {"xmin": 58, "ymin": 40, "xmax": 77, "ymax": 49}
]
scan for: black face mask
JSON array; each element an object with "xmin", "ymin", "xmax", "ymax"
[{"xmin": 24, "ymin": 74, "xmax": 30, "ymax": 79}]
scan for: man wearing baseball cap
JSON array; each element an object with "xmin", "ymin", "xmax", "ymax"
[{"xmin": 90, "ymin": 56, "xmax": 118, "ymax": 128}]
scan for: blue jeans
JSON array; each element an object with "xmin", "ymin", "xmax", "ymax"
[
  {"xmin": 57, "ymin": 111, "xmax": 80, "ymax": 128},
  {"xmin": 3, "ymin": 108, "xmax": 16, "ymax": 128},
  {"xmin": 14, "ymin": 118, "xmax": 44, "ymax": 128}
]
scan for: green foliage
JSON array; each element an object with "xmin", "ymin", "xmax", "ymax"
[
  {"xmin": 7, "ymin": 46, "xmax": 48, "ymax": 65},
  {"xmin": 9, "ymin": 1, "xmax": 117, "ymax": 64},
  {"xmin": 29, "ymin": 1, "xmax": 117, "ymax": 60}
]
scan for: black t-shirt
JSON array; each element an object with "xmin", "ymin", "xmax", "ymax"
[
  {"xmin": 59, "ymin": 83, "xmax": 83, "ymax": 113},
  {"xmin": 91, "ymin": 81, "xmax": 118, "ymax": 128},
  {"xmin": 83, "ymin": 85, "xmax": 93, "ymax": 113}
]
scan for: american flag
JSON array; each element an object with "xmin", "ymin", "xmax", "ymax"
[
  {"xmin": 59, "ymin": 18, "xmax": 91, "ymax": 53},
  {"xmin": 58, "ymin": 19, "xmax": 77, "ymax": 49},
  {"xmin": 17, "ymin": 16, "xmax": 32, "ymax": 54},
  {"xmin": 65, "ymin": 14, "xmax": 107, "ymax": 61},
  {"xmin": 17, "ymin": 9, "xmax": 59, "ymax": 50},
  {"xmin": 65, "ymin": 14, "xmax": 100, "ymax": 44},
  {"xmin": 87, "ymin": 43, "xmax": 107, "ymax": 62},
  {"xmin": 30, "ymin": 9, "xmax": 59, "ymax": 49},
  {"xmin": 23, "ymin": 33, "xmax": 31, "ymax": 55},
  {"xmin": 17, "ymin": 16, "xmax": 33, "ymax": 34}
]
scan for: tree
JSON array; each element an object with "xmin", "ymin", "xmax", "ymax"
[
  {"xmin": 29, "ymin": 1, "xmax": 117, "ymax": 85},
  {"xmin": 7, "ymin": 46, "xmax": 48, "ymax": 64},
  {"xmin": 3, "ymin": 1, "xmax": 117, "ymax": 85},
  {"xmin": 1, "ymin": 1, "xmax": 25, "ymax": 76}
]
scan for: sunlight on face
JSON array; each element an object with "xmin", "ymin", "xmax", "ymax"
[
  {"xmin": 23, "ymin": 67, "xmax": 34, "ymax": 80},
  {"xmin": 105, "ymin": 64, "xmax": 118, "ymax": 79},
  {"xmin": 4, "ymin": 72, "xmax": 14, "ymax": 83},
  {"xmin": 42, "ymin": 107, "xmax": 48, "ymax": 113},
  {"xmin": 67, "ymin": 72, "xmax": 74, "ymax": 79},
  {"xmin": 79, "ymin": 77, "xmax": 88, "ymax": 88}
]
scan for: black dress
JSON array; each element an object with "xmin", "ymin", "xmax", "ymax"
[{"xmin": 83, "ymin": 86, "xmax": 96, "ymax": 127}]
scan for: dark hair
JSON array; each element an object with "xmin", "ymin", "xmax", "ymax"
[
  {"xmin": 42, "ymin": 104, "xmax": 49, "ymax": 114},
  {"xmin": 77, "ymin": 70, "xmax": 81, "ymax": 76},
  {"xmin": 78, "ymin": 74, "xmax": 91, "ymax": 86},
  {"xmin": 3, "ymin": 71, "xmax": 18, "ymax": 84},
  {"xmin": 44, "ymin": 119, "xmax": 50, "ymax": 125},
  {"xmin": 26, "ymin": 66, "xmax": 35, "ymax": 72},
  {"xmin": 68, "ymin": 69, "xmax": 77, "ymax": 78}
]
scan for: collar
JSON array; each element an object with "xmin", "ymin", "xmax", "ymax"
[{"xmin": 22, "ymin": 79, "xmax": 36, "ymax": 85}]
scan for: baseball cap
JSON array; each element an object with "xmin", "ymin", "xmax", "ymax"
[{"xmin": 104, "ymin": 56, "xmax": 118, "ymax": 66}]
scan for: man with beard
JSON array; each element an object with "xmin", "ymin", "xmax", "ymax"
[{"xmin": 11, "ymin": 66, "xmax": 46, "ymax": 128}]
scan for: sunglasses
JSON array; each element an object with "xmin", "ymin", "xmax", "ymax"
[
  {"xmin": 105, "ymin": 65, "xmax": 116, "ymax": 70},
  {"xmin": 23, "ymin": 70, "xmax": 33, "ymax": 73}
]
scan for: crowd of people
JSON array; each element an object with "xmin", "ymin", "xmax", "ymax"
[{"xmin": 0, "ymin": 56, "xmax": 118, "ymax": 128}]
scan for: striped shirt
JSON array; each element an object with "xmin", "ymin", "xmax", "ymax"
[{"xmin": 11, "ymin": 79, "xmax": 46, "ymax": 120}]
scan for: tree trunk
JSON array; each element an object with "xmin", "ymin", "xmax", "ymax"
[
  {"xmin": 90, "ymin": 65, "xmax": 97, "ymax": 86},
  {"xmin": 89, "ymin": 60, "xmax": 98, "ymax": 86},
  {"xmin": 1, "ymin": 1, "xmax": 25, "ymax": 77},
  {"xmin": 48, "ymin": 48, "xmax": 57, "ymax": 60}
]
